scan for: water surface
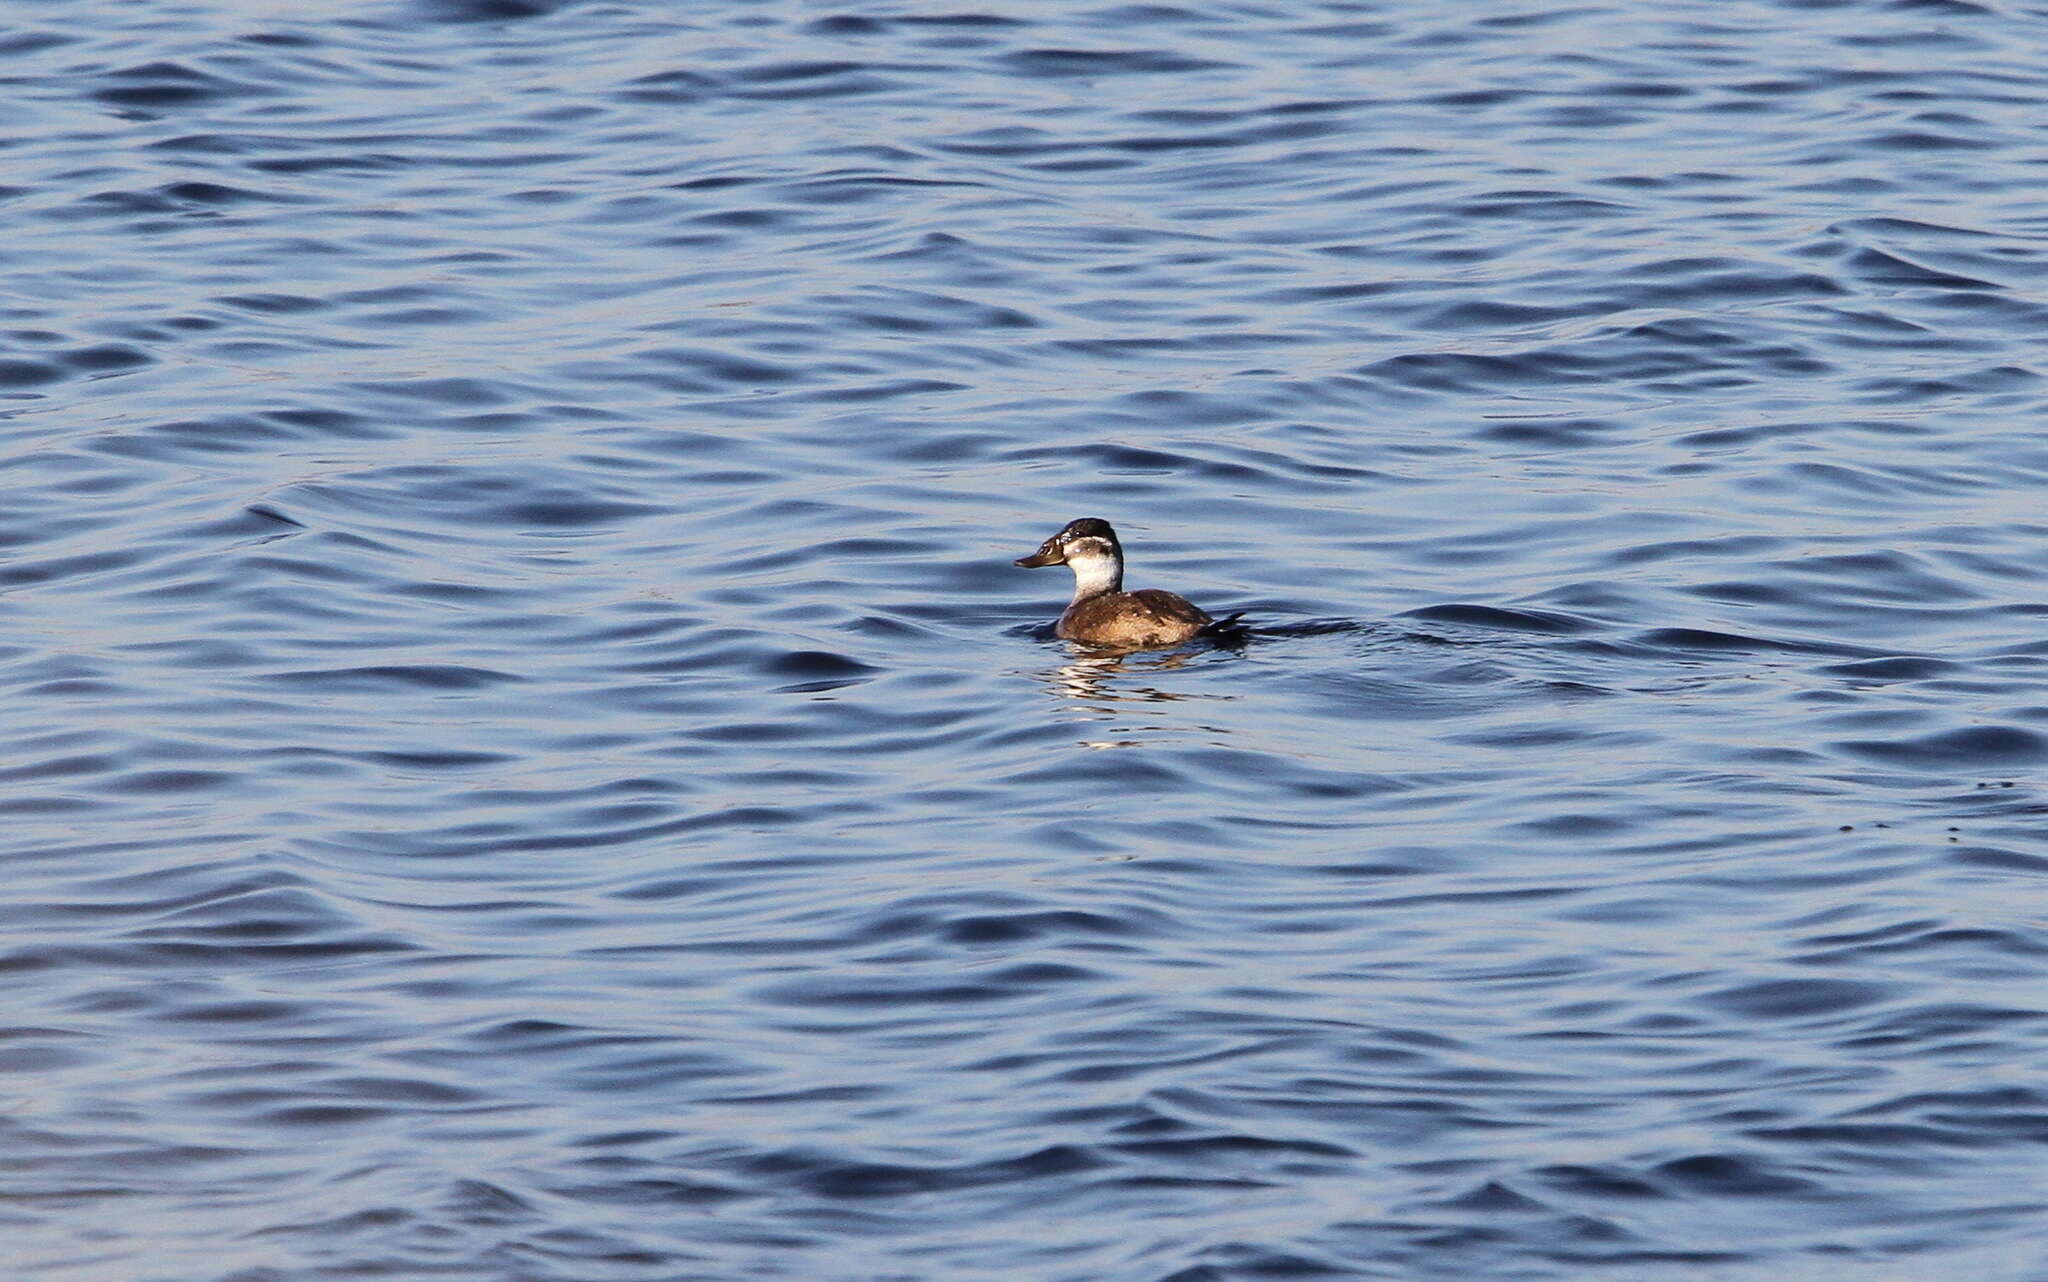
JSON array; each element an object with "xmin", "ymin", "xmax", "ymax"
[{"xmin": 5, "ymin": 2, "xmax": 2048, "ymax": 1279}]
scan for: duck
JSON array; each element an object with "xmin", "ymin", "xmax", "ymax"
[{"xmin": 1015, "ymin": 517, "xmax": 1224, "ymax": 648}]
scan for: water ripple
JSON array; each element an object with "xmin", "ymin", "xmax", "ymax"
[{"xmin": 5, "ymin": 2, "xmax": 2048, "ymax": 1280}]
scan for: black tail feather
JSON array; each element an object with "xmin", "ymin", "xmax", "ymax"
[{"xmin": 1202, "ymin": 612, "xmax": 1251, "ymax": 645}]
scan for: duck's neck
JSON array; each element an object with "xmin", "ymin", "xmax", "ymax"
[{"xmin": 1067, "ymin": 550, "xmax": 1123, "ymax": 603}]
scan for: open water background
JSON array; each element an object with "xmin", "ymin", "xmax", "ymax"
[{"xmin": 5, "ymin": 1, "xmax": 2048, "ymax": 1279}]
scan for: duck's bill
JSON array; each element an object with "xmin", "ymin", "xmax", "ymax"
[{"xmin": 1014, "ymin": 548, "xmax": 1063, "ymax": 567}]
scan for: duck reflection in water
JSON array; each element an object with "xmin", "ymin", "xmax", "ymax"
[
  {"xmin": 1047, "ymin": 648, "xmax": 1197, "ymax": 702},
  {"xmin": 1033, "ymin": 649, "xmax": 1237, "ymax": 750}
]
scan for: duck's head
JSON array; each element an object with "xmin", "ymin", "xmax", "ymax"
[
  {"xmin": 1016, "ymin": 518, "xmax": 1124, "ymax": 598},
  {"xmin": 1014, "ymin": 517, "xmax": 1120, "ymax": 568}
]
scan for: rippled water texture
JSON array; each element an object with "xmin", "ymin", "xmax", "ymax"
[{"xmin": 6, "ymin": 1, "xmax": 2048, "ymax": 1278}]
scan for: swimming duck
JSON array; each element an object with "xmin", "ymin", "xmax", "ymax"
[{"xmin": 1015, "ymin": 517, "xmax": 1219, "ymax": 648}]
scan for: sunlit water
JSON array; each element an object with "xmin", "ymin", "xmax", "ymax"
[{"xmin": 5, "ymin": 2, "xmax": 2048, "ymax": 1279}]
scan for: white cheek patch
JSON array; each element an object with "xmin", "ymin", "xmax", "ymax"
[{"xmin": 1065, "ymin": 547, "xmax": 1122, "ymax": 598}]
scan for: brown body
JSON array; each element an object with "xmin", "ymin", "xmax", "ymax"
[
  {"xmin": 1016, "ymin": 517, "xmax": 1221, "ymax": 650},
  {"xmin": 1057, "ymin": 589, "xmax": 1212, "ymax": 647}
]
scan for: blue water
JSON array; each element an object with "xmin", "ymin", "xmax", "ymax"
[{"xmin": 6, "ymin": 2, "xmax": 2048, "ymax": 1278}]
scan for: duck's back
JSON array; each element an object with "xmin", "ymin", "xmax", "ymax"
[{"xmin": 1057, "ymin": 589, "xmax": 1213, "ymax": 647}]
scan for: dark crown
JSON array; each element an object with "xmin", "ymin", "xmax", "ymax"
[{"xmin": 1060, "ymin": 518, "xmax": 1117, "ymax": 543}]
